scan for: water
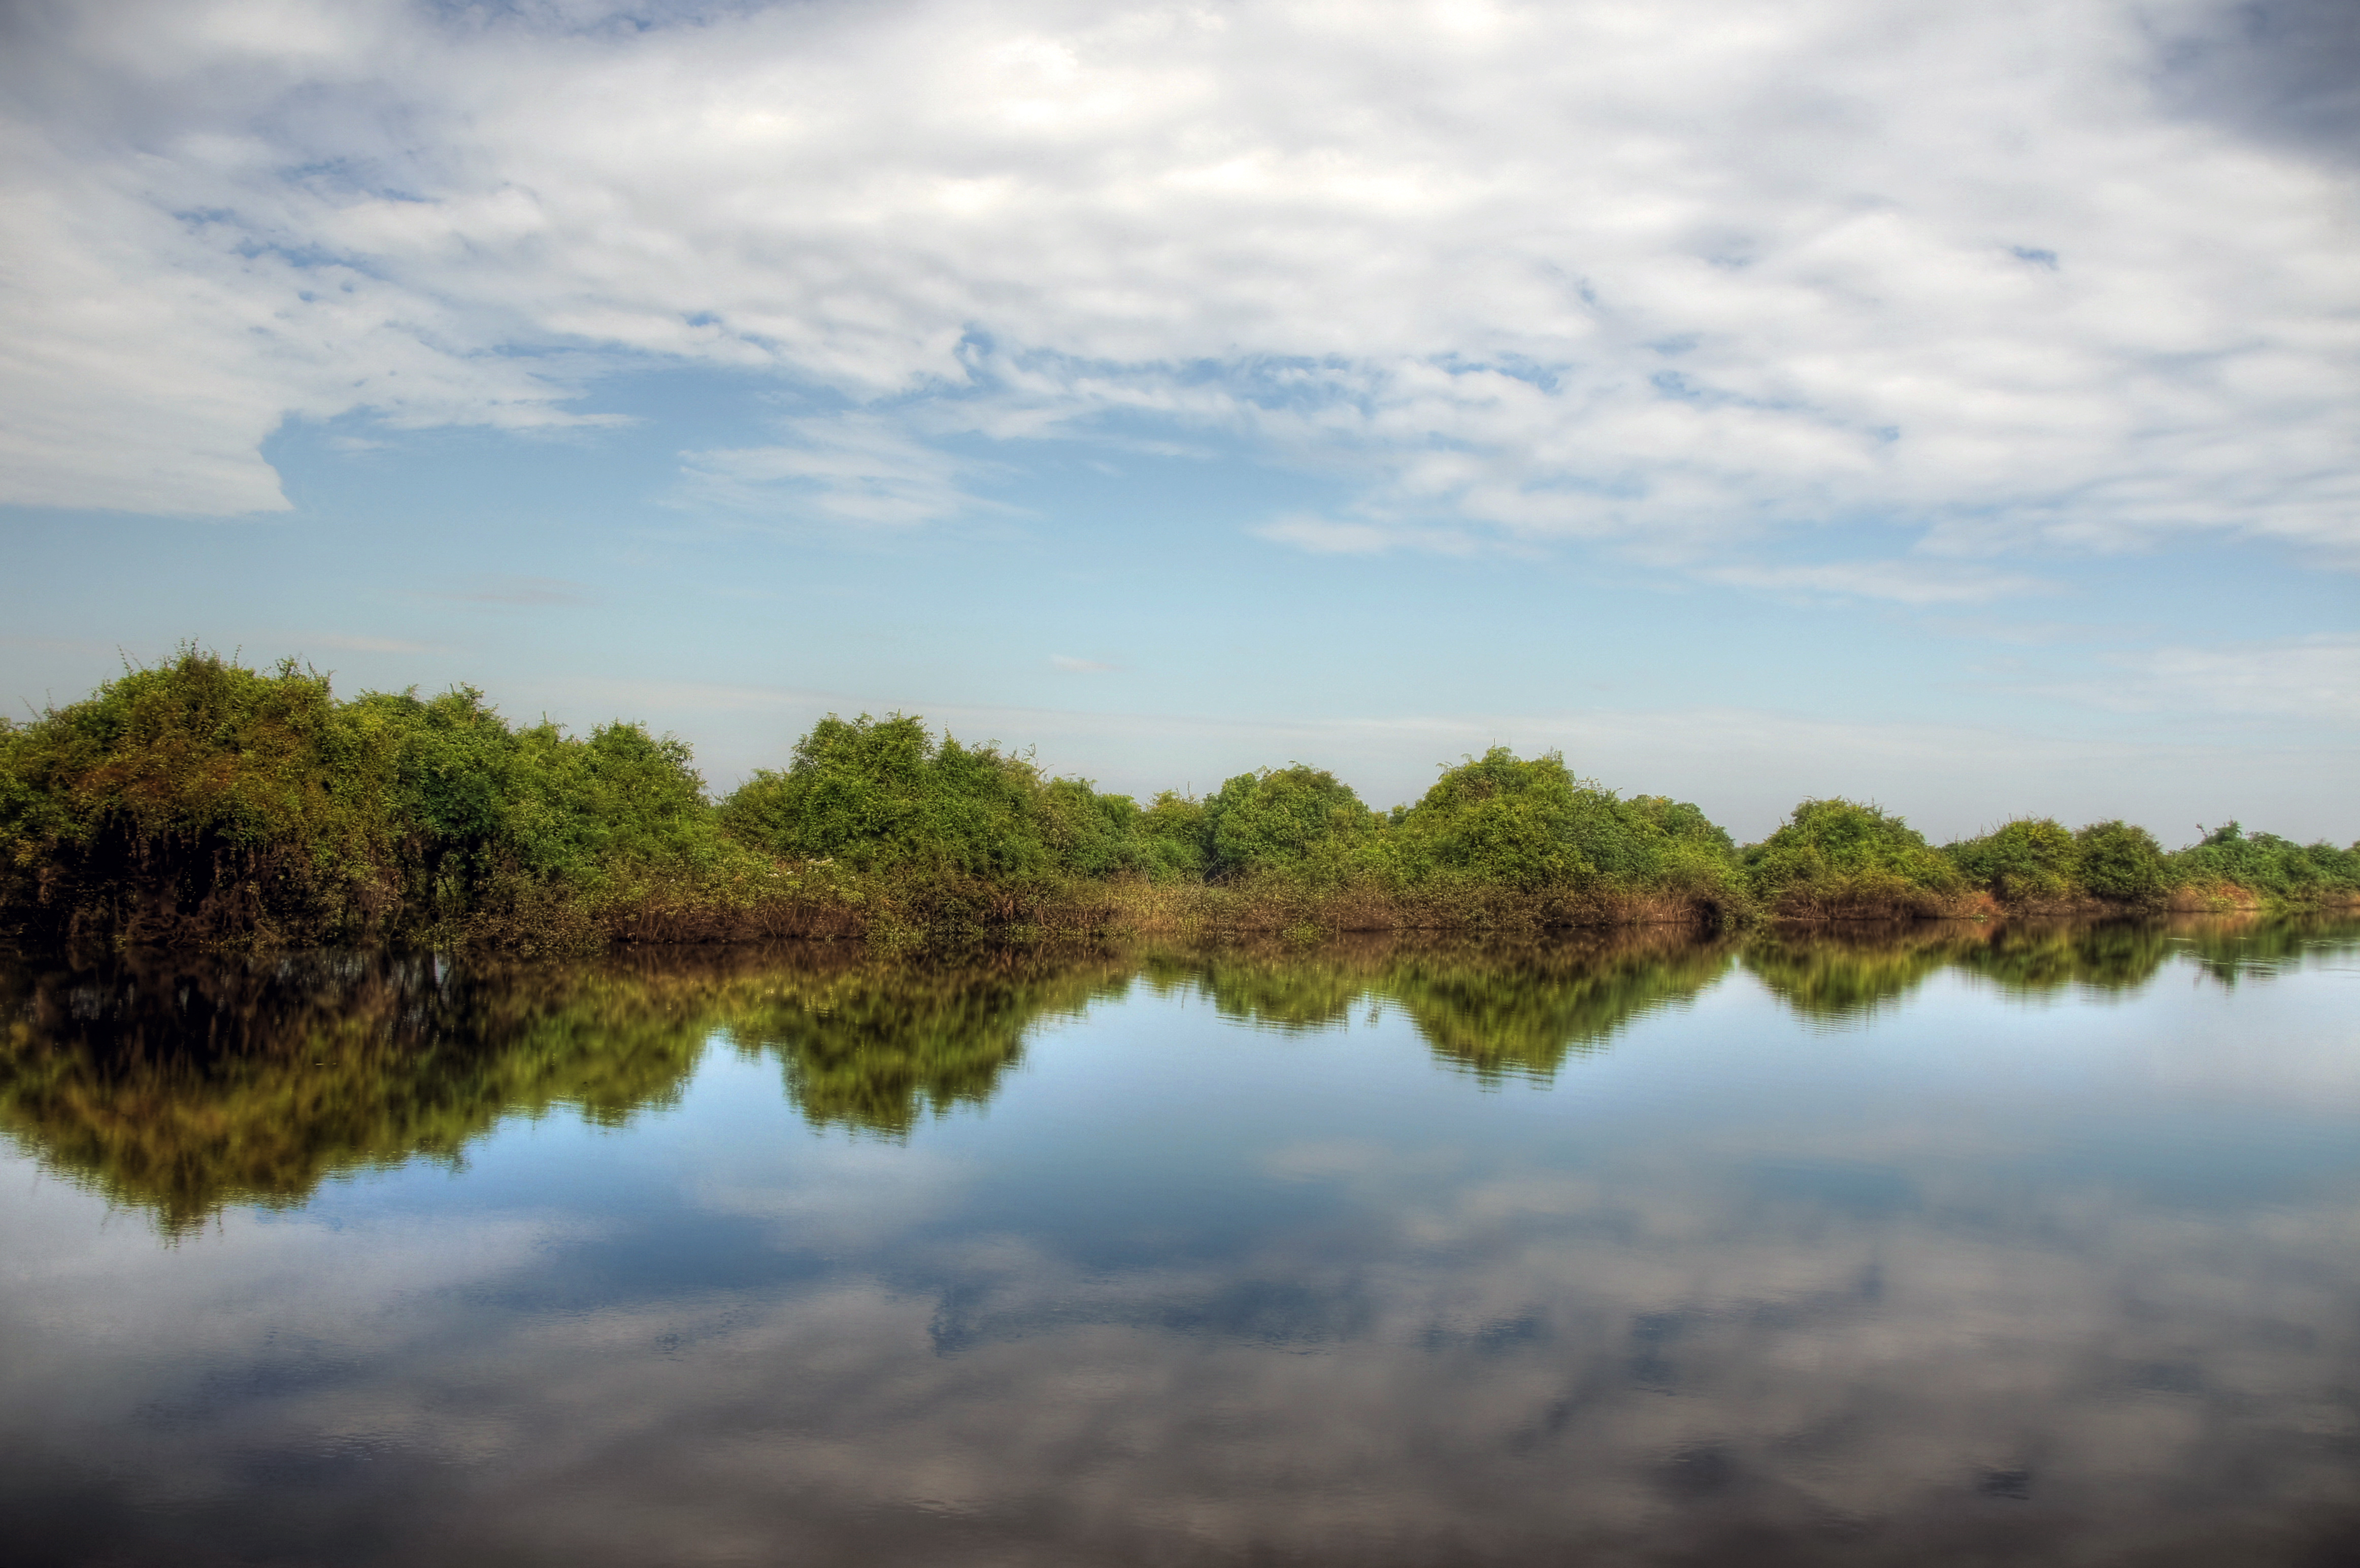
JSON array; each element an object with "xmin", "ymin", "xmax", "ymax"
[{"xmin": 3, "ymin": 918, "xmax": 2357, "ymax": 1566}]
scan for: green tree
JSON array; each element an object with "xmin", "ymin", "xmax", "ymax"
[
  {"xmin": 1744, "ymin": 798, "xmax": 1964, "ymax": 913},
  {"xmin": 2073, "ymin": 820, "xmax": 2171, "ymax": 904},
  {"xmin": 1201, "ymin": 765, "xmax": 1379, "ymax": 882},
  {"xmin": 1946, "ymin": 817, "xmax": 2080, "ymax": 901}
]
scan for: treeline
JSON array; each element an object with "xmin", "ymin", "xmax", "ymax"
[{"xmin": 1, "ymin": 650, "xmax": 2353, "ymax": 949}]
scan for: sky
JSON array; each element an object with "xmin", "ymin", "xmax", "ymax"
[{"xmin": 1, "ymin": 0, "xmax": 2354, "ymax": 843}]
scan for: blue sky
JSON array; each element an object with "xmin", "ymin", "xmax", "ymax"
[{"xmin": 2, "ymin": 0, "xmax": 2353, "ymax": 842}]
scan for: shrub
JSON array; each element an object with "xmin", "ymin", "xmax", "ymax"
[
  {"xmin": 1744, "ymin": 798, "xmax": 1964, "ymax": 913},
  {"xmin": 719, "ymin": 714, "xmax": 1047, "ymax": 878},
  {"xmin": 2072, "ymin": 820, "xmax": 2171, "ymax": 904},
  {"xmin": 2172, "ymin": 822, "xmax": 2360, "ymax": 902},
  {"xmin": 0, "ymin": 648, "xmax": 722, "ymax": 944},
  {"xmin": 1380, "ymin": 748, "xmax": 1736, "ymax": 900},
  {"xmin": 364, "ymin": 684, "xmax": 719, "ymax": 900},
  {"xmin": 0, "ymin": 650, "xmax": 407, "ymax": 942},
  {"xmin": 1134, "ymin": 791, "xmax": 1211, "ymax": 881},
  {"xmin": 1946, "ymin": 817, "xmax": 2080, "ymax": 902},
  {"xmin": 1201, "ymin": 765, "xmax": 1380, "ymax": 882},
  {"xmin": 1039, "ymin": 777, "xmax": 1142, "ymax": 878},
  {"xmin": 715, "ymin": 713, "xmax": 1148, "ymax": 885}
]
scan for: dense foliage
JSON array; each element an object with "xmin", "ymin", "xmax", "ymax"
[
  {"xmin": 2172, "ymin": 822, "xmax": 2360, "ymax": 901},
  {"xmin": 1742, "ymin": 798, "xmax": 1967, "ymax": 917},
  {"xmin": 716, "ymin": 713, "xmax": 1141, "ymax": 880},
  {"xmin": 1, "ymin": 651, "xmax": 2351, "ymax": 949},
  {"xmin": 1379, "ymin": 749, "xmax": 1738, "ymax": 903},
  {"xmin": 1201, "ymin": 765, "xmax": 1381, "ymax": 882},
  {"xmin": 1945, "ymin": 817, "xmax": 2083, "ymax": 903},
  {"xmin": 0, "ymin": 649, "xmax": 726, "ymax": 945}
]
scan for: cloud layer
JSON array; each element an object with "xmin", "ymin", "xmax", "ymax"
[{"xmin": 2, "ymin": 0, "xmax": 2354, "ymax": 578}]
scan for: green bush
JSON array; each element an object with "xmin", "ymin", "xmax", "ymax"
[
  {"xmin": 719, "ymin": 714, "xmax": 1043, "ymax": 878},
  {"xmin": 1201, "ymin": 765, "xmax": 1380, "ymax": 882},
  {"xmin": 1945, "ymin": 817, "xmax": 2080, "ymax": 901},
  {"xmin": 1744, "ymin": 798, "xmax": 1964, "ymax": 911},
  {"xmin": 0, "ymin": 648, "xmax": 720, "ymax": 944},
  {"xmin": 2172, "ymin": 822, "xmax": 2360, "ymax": 902},
  {"xmin": 1379, "ymin": 748, "xmax": 1736, "ymax": 899},
  {"xmin": 16, "ymin": 649, "xmax": 2345, "ymax": 949},
  {"xmin": 2073, "ymin": 820, "xmax": 2171, "ymax": 904},
  {"xmin": 0, "ymin": 650, "xmax": 406, "ymax": 941},
  {"xmin": 715, "ymin": 712, "xmax": 1148, "ymax": 884},
  {"xmin": 363, "ymin": 685, "xmax": 719, "ymax": 899},
  {"xmin": 1134, "ymin": 790, "xmax": 1211, "ymax": 881}
]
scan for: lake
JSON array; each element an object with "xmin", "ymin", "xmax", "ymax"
[{"xmin": 3, "ymin": 918, "xmax": 2357, "ymax": 1566}]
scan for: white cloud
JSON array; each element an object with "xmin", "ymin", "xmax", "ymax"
[
  {"xmin": 0, "ymin": 0, "xmax": 2352, "ymax": 582},
  {"xmin": 1702, "ymin": 559, "xmax": 2058, "ymax": 605},
  {"xmin": 679, "ymin": 413, "xmax": 995, "ymax": 526},
  {"xmin": 1251, "ymin": 514, "xmax": 1483, "ymax": 557},
  {"xmin": 2040, "ymin": 633, "xmax": 2360, "ymax": 724}
]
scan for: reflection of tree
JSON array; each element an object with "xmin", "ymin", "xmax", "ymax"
[
  {"xmin": 12, "ymin": 915, "xmax": 2353, "ymax": 1234},
  {"xmin": 1741, "ymin": 925, "xmax": 1969, "ymax": 1020},
  {"xmin": 1141, "ymin": 928, "xmax": 1738, "ymax": 1082},
  {"xmin": 1139, "ymin": 945, "xmax": 1373, "ymax": 1032},
  {"xmin": 1390, "ymin": 934, "xmax": 1737, "ymax": 1081},
  {"xmin": 1747, "ymin": 921, "xmax": 2187, "ymax": 1018},
  {"xmin": 0, "ymin": 950, "xmax": 723, "ymax": 1235},
  {"xmin": 1746, "ymin": 915, "xmax": 2360, "ymax": 1019},
  {"xmin": 2171, "ymin": 913, "xmax": 2360, "ymax": 986},
  {"xmin": 0, "ymin": 941, "xmax": 1168, "ymax": 1233},
  {"xmin": 724, "ymin": 954, "xmax": 1135, "ymax": 1135},
  {"xmin": 0, "ymin": 945, "xmax": 1151, "ymax": 1233},
  {"xmin": 1951, "ymin": 921, "xmax": 2175, "ymax": 994},
  {"xmin": 0, "ymin": 933, "xmax": 1748, "ymax": 1231}
]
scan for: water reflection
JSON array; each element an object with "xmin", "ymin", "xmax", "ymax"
[
  {"xmin": 1148, "ymin": 926, "xmax": 1738, "ymax": 1079},
  {"xmin": 0, "ymin": 945, "xmax": 1133, "ymax": 1231},
  {"xmin": 1, "ymin": 917, "xmax": 2357, "ymax": 1565},
  {"xmin": 0, "ymin": 951, "xmax": 704, "ymax": 1233},
  {"xmin": 1744, "ymin": 913, "xmax": 2356, "ymax": 1020},
  {"xmin": 0, "ymin": 927, "xmax": 1753, "ymax": 1233},
  {"xmin": 5, "ymin": 917, "xmax": 2355, "ymax": 1235}
]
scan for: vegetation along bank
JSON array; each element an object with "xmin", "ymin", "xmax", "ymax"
[{"xmin": 2, "ymin": 651, "xmax": 2352, "ymax": 951}]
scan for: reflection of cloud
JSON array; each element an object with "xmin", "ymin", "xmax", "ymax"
[
  {"xmin": 0, "ymin": 1195, "xmax": 595, "ymax": 1455},
  {"xmin": 2157, "ymin": 0, "xmax": 2360, "ymax": 167},
  {"xmin": 10, "ymin": 1112, "xmax": 2360, "ymax": 1559},
  {"xmin": 691, "ymin": 1135, "xmax": 967, "ymax": 1249}
]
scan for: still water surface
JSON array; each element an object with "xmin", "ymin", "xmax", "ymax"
[{"xmin": 3, "ymin": 919, "xmax": 2358, "ymax": 1565}]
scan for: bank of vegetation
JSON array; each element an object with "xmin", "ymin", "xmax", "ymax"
[{"xmin": 2, "ymin": 650, "xmax": 2353, "ymax": 951}]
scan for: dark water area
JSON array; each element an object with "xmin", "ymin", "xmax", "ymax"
[{"xmin": 3, "ymin": 918, "xmax": 2358, "ymax": 1566}]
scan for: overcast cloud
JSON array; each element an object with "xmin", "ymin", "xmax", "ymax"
[{"xmin": 3, "ymin": 0, "xmax": 2354, "ymax": 580}]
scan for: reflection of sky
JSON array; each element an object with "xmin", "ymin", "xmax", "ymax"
[{"xmin": 5, "ymin": 948, "xmax": 2360, "ymax": 1564}]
